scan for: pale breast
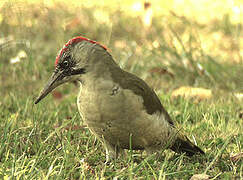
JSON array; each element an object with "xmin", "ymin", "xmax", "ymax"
[{"xmin": 77, "ymin": 78, "xmax": 173, "ymax": 150}]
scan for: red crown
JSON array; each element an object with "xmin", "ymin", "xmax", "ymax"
[{"xmin": 55, "ymin": 36, "xmax": 107, "ymax": 66}]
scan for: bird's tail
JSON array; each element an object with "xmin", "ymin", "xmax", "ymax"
[{"xmin": 170, "ymin": 133, "xmax": 205, "ymax": 156}]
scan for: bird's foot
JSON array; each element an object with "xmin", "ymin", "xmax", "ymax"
[{"xmin": 104, "ymin": 143, "xmax": 122, "ymax": 164}]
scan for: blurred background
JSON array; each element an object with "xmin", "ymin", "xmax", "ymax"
[{"xmin": 0, "ymin": 0, "xmax": 242, "ymax": 97}]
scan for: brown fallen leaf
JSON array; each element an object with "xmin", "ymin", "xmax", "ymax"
[
  {"xmin": 144, "ymin": 2, "xmax": 151, "ymax": 10},
  {"xmin": 171, "ymin": 86, "xmax": 212, "ymax": 100},
  {"xmin": 52, "ymin": 90, "xmax": 63, "ymax": 100},
  {"xmin": 149, "ymin": 67, "xmax": 174, "ymax": 78},
  {"xmin": 190, "ymin": 174, "xmax": 210, "ymax": 180}
]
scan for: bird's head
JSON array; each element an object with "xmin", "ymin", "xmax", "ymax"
[{"xmin": 35, "ymin": 36, "xmax": 109, "ymax": 104}]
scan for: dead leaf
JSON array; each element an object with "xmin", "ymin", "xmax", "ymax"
[
  {"xmin": 52, "ymin": 90, "xmax": 63, "ymax": 100},
  {"xmin": 171, "ymin": 86, "xmax": 212, "ymax": 100},
  {"xmin": 149, "ymin": 67, "xmax": 174, "ymax": 78},
  {"xmin": 144, "ymin": 2, "xmax": 151, "ymax": 10},
  {"xmin": 190, "ymin": 174, "xmax": 210, "ymax": 180}
]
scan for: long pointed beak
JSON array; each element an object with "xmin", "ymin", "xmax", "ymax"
[{"xmin": 35, "ymin": 70, "xmax": 64, "ymax": 104}]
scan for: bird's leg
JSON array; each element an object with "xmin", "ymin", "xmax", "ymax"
[{"xmin": 104, "ymin": 142, "xmax": 119, "ymax": 163}]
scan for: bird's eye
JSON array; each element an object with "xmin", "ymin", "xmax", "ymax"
[{"xmin": 63, "ymin": 60, "xmax": 69, "ymax": 68}]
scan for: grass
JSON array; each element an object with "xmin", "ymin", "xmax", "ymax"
[{"xmin": 0, "ymin": 1, "xmax": 242, "ymax": 179}]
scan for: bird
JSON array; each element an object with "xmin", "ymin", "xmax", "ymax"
[{"xmin": 35, "ymin": 36, "xmax": 204, "ymax": 161}]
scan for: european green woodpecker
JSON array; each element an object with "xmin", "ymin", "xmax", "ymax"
[{"xmin": 35, "ymin": 36, "xmax": 204, "ymax": 161}]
